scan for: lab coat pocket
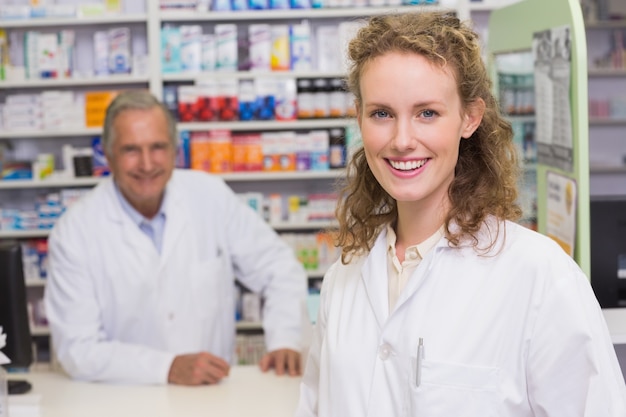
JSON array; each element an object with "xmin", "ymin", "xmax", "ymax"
[
  {"xmin": 190, "ymin": 254, "xmax": 230, "ymax": 318},
  {"xmin": 408, "ymin": 358, "xmax": 500, "ymax": 417}
]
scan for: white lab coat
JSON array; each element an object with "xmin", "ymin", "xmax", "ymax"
[
  {"xmin": 45, "ymin": 169, "xmax": 307, "ymax": 384},
  {"xmin": 296, "ymin": 218, "xmax": 626, "ymax": 416}
]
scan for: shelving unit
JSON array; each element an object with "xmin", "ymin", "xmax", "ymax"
[
  {"xmin": 0, "ymin": 74, "xmax": 151, "ymax": 89},
  {"xmin": 589, "ymin": 117, "xmax": 626, "ymax": 125},
  {"xmin": 177, "ymin": 118, "xmax": 355, "ymax": 132},
  {"xmin": 0, "ymin": 14, "xmax": 148, "ymax": 28},
  {"xmin": 585, "ymin": 17, "xmax": 626, "ymax": 195},
  {"xmin": 2, "ymin": 1, "xmax": 426, "ymax": 360}
]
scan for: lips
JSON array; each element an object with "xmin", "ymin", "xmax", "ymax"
[{"xmin": 387, "ymin": 159, "xmax": 428, "ymax": 171}]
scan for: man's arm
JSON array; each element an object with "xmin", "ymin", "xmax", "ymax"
[
  {"xmin": 259, "ymin": 348, "xmax": 301, "ymax": 376},
  {"xmin": 44, "ymin": 220, "xmax": 174, "ymax": 384},
  {"xmin": 168, "ymin": 352, "xmax": 230, "ymax": 385},
  {"xmin": 219, "ymin": 183, "xmax": 308, "ymax": 375}
]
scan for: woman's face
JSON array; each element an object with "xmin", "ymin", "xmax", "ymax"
[{"xmin": 357, "ymin": 51, "xmax": 483, "ymax": 213}]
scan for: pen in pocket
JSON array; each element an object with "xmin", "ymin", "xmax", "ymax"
[{"xmin": 416, "ymin": 337, "xmax": 424, "ymax": 387}]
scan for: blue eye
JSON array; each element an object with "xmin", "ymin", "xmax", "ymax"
[
  {"xmin": 421, "ymin": 109, "xmax": 436, "ymax": 118},
  {"xmin": 372, "ymin": 110, "xmax": 390, "ymax": 119}
]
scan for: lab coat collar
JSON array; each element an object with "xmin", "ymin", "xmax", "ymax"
[
  {"xmin": 159, "ymin": 171, "xmax": 186, "ymax": 265},
  {"xmin": 358, "ymin": 218, "xmax": 507, "ymax": 327},
  {"xmin": 360, "ymin": 228, "xmax": 452, "ymax": 326},
  {"xmin": 361, "ymin": 230, "xmax": 392, "ymax": 328},
  {"xmin": 99, "ymin": 172, "xmax": 187, "ymax": 265}
]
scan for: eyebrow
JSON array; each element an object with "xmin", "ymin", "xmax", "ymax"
[{"xmin": 363, "ymin": 100, "xmax": 445, "ymax": 109}]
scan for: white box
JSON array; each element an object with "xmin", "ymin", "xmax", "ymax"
[
  {"xmin": 108, "ymin": 27, "xmax": 131, "ymax": 74},
  {"xmin": 215, "ymin": 24, "xmax": 238, "ymax": 71},
  {"xmin": 249, "ymin": 24, "xmax": 271, "ymax": 71},
  {"xmin": 180, "ymin": 25, "xmax": 202, "ymax": 73},
  {"xmin": 290, "ymin": 21, "xmax": 312, "ymax": 71}
]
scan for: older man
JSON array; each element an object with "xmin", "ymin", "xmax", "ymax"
[{"xmin": 45, "ymin": 90, "xmax": 307, "ymax": 385}]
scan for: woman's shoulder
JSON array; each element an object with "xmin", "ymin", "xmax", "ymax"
[{"xmin": 501, "ymin": 220, "xmax": 567, "ymax": 254}]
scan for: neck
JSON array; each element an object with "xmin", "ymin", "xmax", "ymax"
[
  {"xmin": 395, "ymin": 199, "xmax": 448, "ymax": 248},
  {"xmin": 135, "ymin": 203, "xmax": 161, "ymax": 219}
]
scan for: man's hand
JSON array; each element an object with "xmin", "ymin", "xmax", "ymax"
[
  {"xmin": 258, "ymin": 348, "xmax": 301, "ymax": 376},
  {"xmin": 168, "ymin": 352, "xmax": 230, "ymax": 386}
]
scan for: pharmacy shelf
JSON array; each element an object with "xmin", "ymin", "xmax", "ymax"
[
  {"xmin": 220, "ymin": 169, "xmax": 344, "ymax": 181},
  {"xmin": 0, "ymin": 127, "xmax": 102, "ymax": 139},
  {"xmin": 162, "ymin": 70, "xmax": 345, "ymax": 82},
  {"xmin": 30, "ymin": 325, "xmax": 50, "ymax": 337},
  {"xmin": 23, "ymin": 270, "xmax": 325, "ymax": 290},
  {"xmin": 235, "ymin": 321, "xmax": 262, "ymax": 331},
  {"xmin": 0, "ymin": 13, "xmax": 148, "ymax": 28},
  {"xmin": 589, "ymin": 117, "xmax": 626, "ymax": 126},
  {"xmin": 26, "ymin": 278, "xmax": 47, "ymax": 288},
  {"xmin": 588, "ymin": 68, "xmax": 626, "ymax": 77},
  {"xmin": 178, "ymin": 118, "xmax": 355, "ymax": 132},
  {"xmin": 585, "ymin": 20, "xmax": 626, "ymax": 30},
  {"xmin": 158, "ymin": 5, "xmax": 445, "ymax": 23},
  {"xmin": 0, "ymin": 74, "xmax": 150, "ymax": 89},
  {"xmin": 0, "ymin": 230, "xmax": 50, "ymax": 239},
  {"xmin": 590, "ymin": 165, "xmax": 626, "ymax": 174},
  {"xmin": 506, "ymin": 114, "xmax": 535, "ymax": 123},
  {"xmin": 0, "ymin": 170, "xmax": 343, "ymax": 190},
  {"xmin": 306, "ymin": 269, "xmax": 327, "ymax": 279},
  {"xmin": 271, "ymin": 220, "xmax": 336, "ymax": 231},
  {"xmin": 0, "ymin": 177, "xmax": 102, "ymax": 190},
  {"xmin": 0, "ymin": 218, "xmax": 337, "ymax": 242}
]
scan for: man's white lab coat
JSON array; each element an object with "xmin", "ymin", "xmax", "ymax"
[
  {"xmin": 297, "ymin": 219, "xmax": 626, "ymax": 416},
  {"xmin": 45, "ymin": 170, "xmax": 306, "ymax": 384}
]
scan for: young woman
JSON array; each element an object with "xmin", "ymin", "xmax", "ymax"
[{"xmin": 296, "ymin": 11, "xmax": 626, "ymax": 417}]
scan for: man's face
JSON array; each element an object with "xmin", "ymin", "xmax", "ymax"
[{"xmin": 106, "ymin": 107, "xmax": 176, "ymax": 218}]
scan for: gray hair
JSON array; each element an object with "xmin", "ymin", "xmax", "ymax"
[{"xmin": 102, "ymin": 90, "xmax": 177, "ymax": 155}]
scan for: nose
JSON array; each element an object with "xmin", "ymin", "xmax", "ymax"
[
  {"xmin": 139, "ymin": 148, "xmax": 153, "ymax": 171},
  {"xmin": 391, "ymin": 117, "xmax": 418, "ymax": 152}
]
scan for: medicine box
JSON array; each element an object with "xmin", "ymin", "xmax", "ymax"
[
  {"xmin": 215, "ymin": 24, "xmax": 238, "ymax": 71},
  {"xmin": 161, "ymin": 26, "xmax": 182, "ymax": 73},
  {"xmin": 108, "ymin": 27, "xmax": 131, "ymax": 74},
  {"xmin": 180, "ymin": 25, "xmax": 202, "ymax": 72},
  {"xmin": 270, "ymin": 25, "xmax": 290, "ymax": 71}
]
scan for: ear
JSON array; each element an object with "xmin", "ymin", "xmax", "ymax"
[
  {"xmin": 355, "ymin": 101, "xmax": 362, "ymax": 128},
  {"xmin": 461, "ymin": 98, "xmax": 485, "ymax": 139}
]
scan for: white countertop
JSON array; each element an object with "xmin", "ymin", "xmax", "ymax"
[
  {"xmin": 6, "ymin": 309, "xmax": 625, "ymax": 416},
  {"xmin": 8, "ymin": 365, "xmax": 301, "ymax": 417}
]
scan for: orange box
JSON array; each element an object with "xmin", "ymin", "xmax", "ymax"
[
  {"xmin": 277, "ymin": 131, "xmax": 296, "ymax": 171},
  {"xmin": 231, "ymin": 134, "xmax": 249, "ymax": 172},
  {"xmin": 208, "ymin": 142, "xmax": 232, "ymax": 173},
  {"xmin": 207, "ymin": 130, "xmax": 232, "ymax": 173},
  {"xmin": 245, "ymin": 133, "xmax": 263, "ymax": 172},
  {"xmin": 190, "ymin": 132, "xmax": 211, "ymax": 172},
  {"xmin": 261, "ymin": 132, "xmax": 280, "ymax": 172},
  {"xmin": 85, "ymin": 91, "xmax": 118, "ymax": 127}
]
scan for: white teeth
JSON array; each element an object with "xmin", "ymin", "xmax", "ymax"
[{"xmin": 389, "ymin": 159, "xmax": 426, "ymax": 171}]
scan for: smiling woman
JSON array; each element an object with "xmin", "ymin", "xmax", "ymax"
[
  {"xmin": 357, "ymin": 51, "xmax": 485, "ymax": 249},
  {"xmin": 295, "ymin": 10, "xmax": 626, "ymax": 417}
]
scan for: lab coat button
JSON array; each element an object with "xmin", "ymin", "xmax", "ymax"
[
  {"xmin": 168, "ymin": 312, "xmax": 175, "ymax": 321},
  {"xmin": 378, "ymin": 344, "xmax": 392, "ymax": 360}
]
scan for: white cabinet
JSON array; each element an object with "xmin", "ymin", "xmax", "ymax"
[{"xmin": 585, "ymin": 19, "xmax": 626, "ymax": 196}]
